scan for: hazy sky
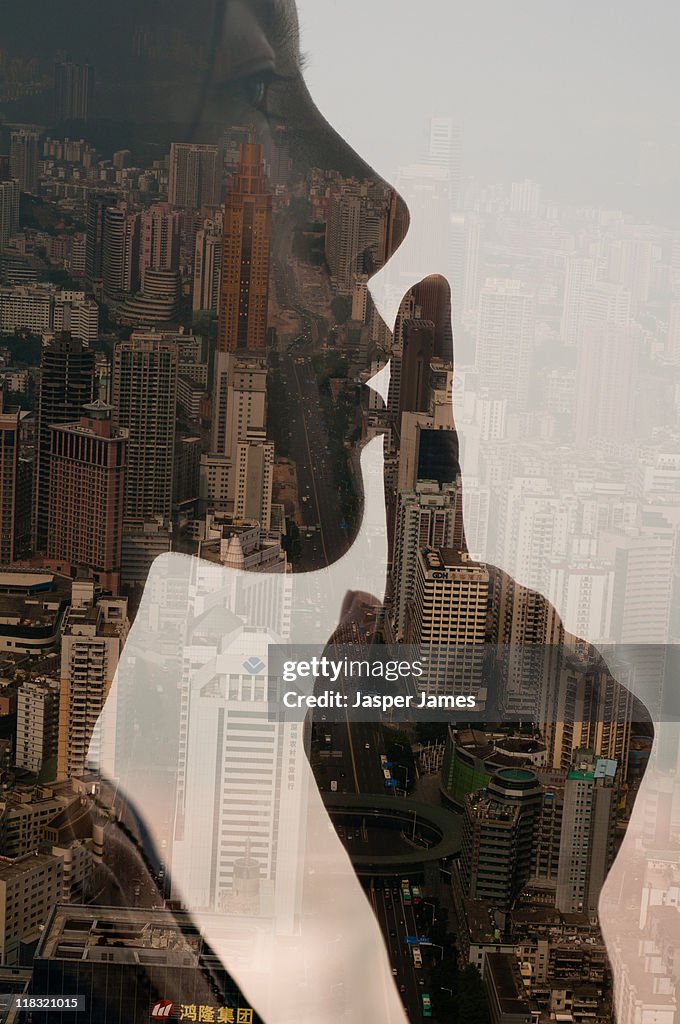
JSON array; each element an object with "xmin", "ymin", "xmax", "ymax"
[{"xmin": 297, "ymin": 0, "xmax": 680, "ymax": 218}]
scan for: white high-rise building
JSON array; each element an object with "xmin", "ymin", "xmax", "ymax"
[
  {"xmin": 561, "ymin": 255, "xmax": 596, "ymax": 347},
  {"xmin": 476, "ymin": 278, "xmax": 535, "ymax": 409},
  {"xmin": 193, "ymin": 219, "xmax": 223, "ymax": 313}
]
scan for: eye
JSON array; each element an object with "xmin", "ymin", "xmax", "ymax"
[{"xmin": 236, "ymin": 70, "xmax": 277, "ymax": 112}]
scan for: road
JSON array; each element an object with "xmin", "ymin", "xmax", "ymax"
[{"xmin": 279, "ymin": 350, "xmax": 351, "ymax": 571}]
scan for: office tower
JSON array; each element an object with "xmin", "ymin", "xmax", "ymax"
[
  {"xmin": 325, "ymin": 190, "xmax": 362, "ymax": 293},
  {"xmin": 85, "ymin": 192, "xmax": 116, "ymax": 285},
  {"xmin": 0, "ymin": 387, "xmax": 31, "ymax": 564},
  {"xmin": 234, "ymin": 439, "xmax": 274, "ymax": 530},
  {"xmin": 476, "ymin": 278, "xmax": 535, "ymax": 408},
  {"xmin": 398, "ymin": 319, "xmax": 435, "ymax": 417},
  {"xmin": 460, "ymin": 767, "xmax": 543, "ymax": 909},
  {"xmin": 555, "ymin": 751, "xmax": 618, "ymax": 916},
  {"xmin": 112, "ymin": 333, "xmax": 178, "ymax": 522},
  {"xmin": 0, "ymin": 855, "xmax": 62, "ymax": 964},
  {"xmin": 392, "ymin": 481, "xmax": 459, "ymax": 640},
  {"xmin": 448, "ymin": 216, "xmax": 481, "ymax": 329},
  {"xmin": 15, "ymin": 678, "xmax": 59, "ymax": 774},
  {"xmin": 139, "ymin": 202, "xmax": 179, "ymax": 287},
  {"xmin": 575, "ymin": 325, "xmax": 639, "ymax": 445},
  {"xmin": 54, "ymin": 61, "xmax": 94, "ymax": 122},
  {"xmin": 510, "ymin": 179, "xmax": 542, "ymax": 218},
  {"xmin": 216, "ymin": 136, "xmax": 272, "ymax": 353},
  {"xmin": 46, "ymin": 402, "xmax": 126, "ymax": 592},
  {"xmin": 173, "ymin": 435, "xmax": 201, "ymax": 514},
  {"xmin": 427, "ymin": 116, "xmax": 463, "ymax": 210},
  {"xmin": 546, "ymin": 651, "xmax": 634, "ymax": 779},
  {"xmin": 34, "ymin": 334, "xmax": 95, "ymax": 553},
  {"xmin": 167, "ymin": 142, "xmax": 220, "ymax": 209},
  {"xmin": 171, "ymin": 605, "xmax": 305, "ymax": 933},
  {"xmin": 9, "ymin": 130, "xmax": 39, "ymax": 194},
  {"xmin": 0, "ymin": 179, "xmax": 20, "ymax": 250},
  {"xmin": 193, "ymin": 219, "xmax": 223, "ymax": 313},
  {"xmin": 561, "ymin": 255, "xmax": 596, "ymax": 347},
  {"xmin": 406, "ymin": 547, "xmax": 489, "ymax": 697},
  {"xmin": 57, "ymin": 580, "xmax": 129, "ymax": 782},
  {"xmin": 102, "ymin": 202, "xmax": 140, "ymax": 301},
  {"xmin": 212, "ymin": 350, "xmax": 268, "ymax": 462}
]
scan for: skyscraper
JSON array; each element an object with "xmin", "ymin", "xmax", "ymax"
[
  {"xmin": 0, "ymin": 386, "xmax": 31, "ymax": 565},
  {"xmin": 0, "ymin": 179, "xmax": 20, "ymax": 251},
  {"xmin": 102, "ymin": 202, "xmax": 140, "ymax": 301},
  {"xmin": 476, "ymin": 278, "xmax": 535, "ymax": 409},
  {"xmin": 85, "ymin": 192, "xmax": 116, "ymax": 286},
  {"xmin": 139, "ymin": 202, "xmax": 179, "ymax": 287},
  {"xmin": 34, "ymin": 334, "xmax": 95, "ymax": 553},
  {"xmin": 9, "ymin": 130, "xmax": 39, "ymax": 194},
  {"xmin": 57, "ymin": 580, "xmax": 129, "ymax": 782},
  {"xmin": 54, "ymin": 61, "xmax": 95, "ymax": 122},
  {"xmin": 427, "ymin": 116, "xmax": 463, "ymax": 210},
  {"xmin": 167, "ymin": 142, "xmax": 220, "ymax": 209},
  {"xmin": 555, "ymin": 751, "xmax": 618, "ymax": 916},
  {"xmin": 216, "ymin": 135, "xmax": 272, "ymax": 353},
  {"xmin": 392, "ymin": 481, "xmax": 459, "ymax": 640},
  {"xmin": 193, "ymin": 219, "xmax": 223, "ymax": 314},
  {"xmin": 15, "ymin": 678, "xmax": 59, "ymax": 774},
  {"xmin": 111, "ymin": 333, "xmax": 178, "ymax": 522},
  {"xmin": 406, "ymin": 547, "xmax": 490, "ymax": 698},
  {"xmin": 46, "ymin": 402, "xmax": 126, "ymax": 592},
  {"xmin": 460, "ymin": 767, "xmax": 543, "ymax": 910}
]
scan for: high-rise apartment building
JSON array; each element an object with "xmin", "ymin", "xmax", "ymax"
[
  {"xmin": 0, "ymin": 386, "xmax": 31, "ymax": 565},
  {"xmin": 406, "ymin": 547, "xmax": 490, "ymax": 697},
  {"xmin": 9, "ymin": 130, "xmax": 40, "ymax": 194},
  {"xmin": 54, "ymin": 61, "xmax": 94, "ymax": 122},
  {"xmin": 476, "ymin": 278, "xmax": 535, "ymax": 408},
  {"xmin": 0, "ymin": 854, "xmax": 62, "ymax": 964},
  {"xmin": 0, "ymin": 179, "xmax": 20, "ymax": 251},
  {"xmin": 398, "ymin": 319, "xmax": 435, "ymax": 418},
  {"xmin": 216, "ymin": 136, "xmax": 271, "ymax": 353},
  {"xmin": 85, "ymin": 192, "xmax": 116, "ymax": 285},
  {"xmin": 15, "ymin": 678, "xmax": 59, "ymax": 775},
  {"xmin": 57, "ymin": 580, "xmax": 129, "ymax": 782},
  {"xmin": 392, "ymin": 481, "xmax": 459, "ymax": 640},
  {"xmin": 102, "ymin": 202, "xmax": 140, "ymax": 301},
  {"xmin": 111, "ymin": 333, "xmax": 178, "ymax": 522},
  {"xmin": 193, "ymin": 219, "xmax": 222, "ymax": 313},
  {"xmin": 555, "ymin": 751, "xmax": 618, "ymax": 916},
  {"xmin": 34, "ymin": 334, "xmax": 95, "ymax": 552},
  {"xmin": 460, "ymin": 767, "xmax": 543, "ymax": 910},
  {"xmin": 575, "ymin": 325, "xmax": 639, "ymax": 445},
  {"xmin": 428, "ymin": 117, "xmax": 463, "ymax": 211},
  {"xmin": 139, "ymin": 202, "xmax": 179, "ymax": 287},
  {"xmin": 46, "ymin": 402, "xmax": 126, "ymax": 592},
  {"xmin": 167, "ymin": 142, "xmax": 220, "ymax": 209}
]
